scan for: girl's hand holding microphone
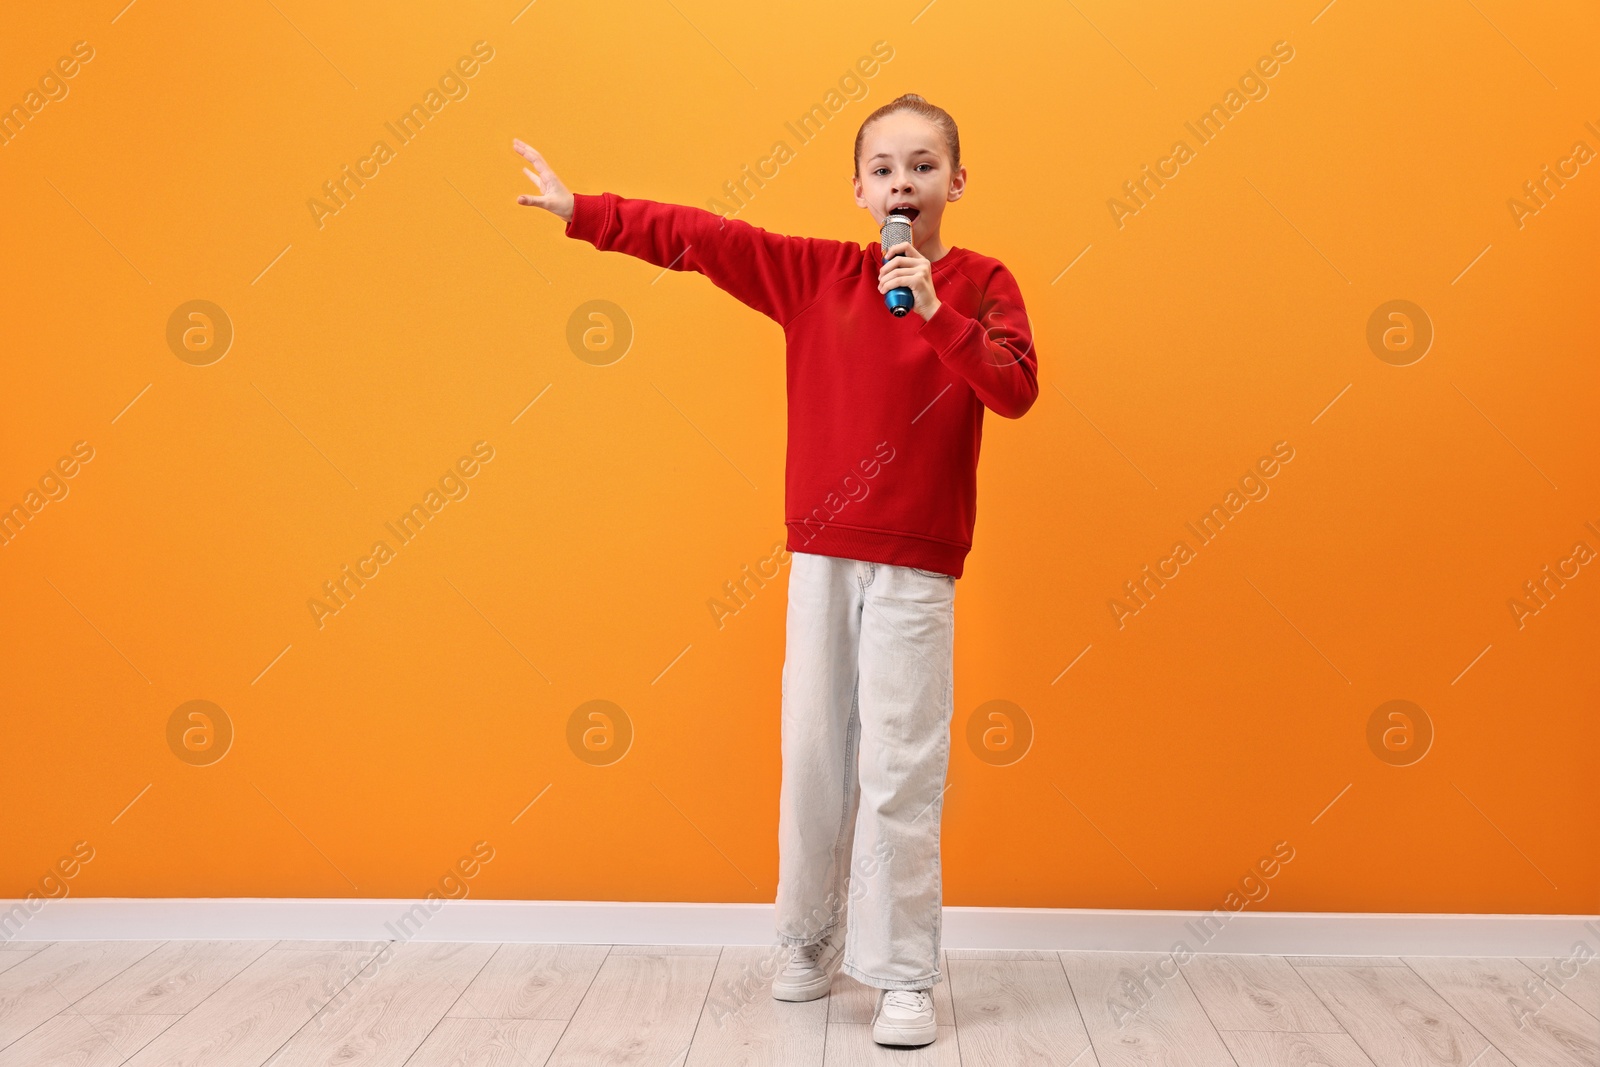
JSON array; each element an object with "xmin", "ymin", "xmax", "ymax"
[
  {"xmin": 878, "ymin": 241, "xmax": 941, "ymax": 322},
  {"xmin": 512, "ymin": 138, "xmax": 574, "ymax": 223}
]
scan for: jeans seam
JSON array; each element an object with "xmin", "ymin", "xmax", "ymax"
[
  {"xmin": 932, "ymin": 782, "xmax": 941, "ymax": 950},
  {"xmin": 930, "ymin": 627, "xmax": 953, "ymax": 978},
  {"xmin": 817, "ymin": 679, "xmax": 861, "ymax": 948}
]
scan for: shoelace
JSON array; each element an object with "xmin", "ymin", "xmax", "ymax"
[
  {"xmin": 882, "ymin": 989, "xmax": 930, "ymax": 1013},
  {"xmin": 789, "ymin": 943, "xmax": 821, "ymax": 968}
]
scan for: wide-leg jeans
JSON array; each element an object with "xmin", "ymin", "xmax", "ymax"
[{"xmin": 774, "ymin": 550, "xmax": 957, "ymax": 991}]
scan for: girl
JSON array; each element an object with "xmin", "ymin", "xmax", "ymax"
[{"xmin": 514, "ymin": 93, "xmax": 1039, "ymax": 1048}]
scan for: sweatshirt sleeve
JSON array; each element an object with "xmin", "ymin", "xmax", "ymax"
[
  {"xmin": 915, "ymin": 261, "xmax": 1040, "ymax": 418},
  {"xmin": 564, "ymin": 191, "xmax": 860, "ymax": 329}
]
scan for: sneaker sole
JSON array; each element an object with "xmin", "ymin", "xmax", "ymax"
[
  {"xmin": 872, "ymin": 1017, "xmax": 937, "ymax": 1047},
  {"xmin": 771, "ymin": 971, "xmax": 832, "ymax": 1001}
]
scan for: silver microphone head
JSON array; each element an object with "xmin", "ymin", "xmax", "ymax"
[{"xmin": 881, "ymin": 214, "xmax": 912, "ymax": 257}]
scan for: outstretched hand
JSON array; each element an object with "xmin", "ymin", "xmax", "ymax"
[{"xmin": 512, "ymin": 139, "xmax": 575, "ymax": 223}]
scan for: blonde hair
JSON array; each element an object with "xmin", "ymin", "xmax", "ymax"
[{"xmin": 853, "ymin": 93, "xmax": 960, "ymax": 179}]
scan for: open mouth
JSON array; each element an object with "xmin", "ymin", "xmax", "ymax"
[{"xmin": 889, "ymin": 206, "xmax": 920, "ymax": 223}]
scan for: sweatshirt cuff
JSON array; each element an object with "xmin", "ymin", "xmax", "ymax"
[
  {"xmin": 917, "ymin": 299, "xmax": 976, "ymax": 359},
  {"xmin": 565, "ymin": 192, "xmax": 612, "ymax": 246}
]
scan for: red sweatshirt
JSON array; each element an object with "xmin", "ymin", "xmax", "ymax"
[{"xmin": 564, "ymin": 192, "xmax": 1039, "ymax": 579}]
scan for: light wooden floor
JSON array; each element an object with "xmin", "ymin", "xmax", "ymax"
[{"xmin": 0, "ymin": 940, "xmax": 1594, "ymax": 1065}]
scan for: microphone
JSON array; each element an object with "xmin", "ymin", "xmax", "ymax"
[{"xmin": 881, "ymin": 214, "xmax": 915, "ymax": 317}]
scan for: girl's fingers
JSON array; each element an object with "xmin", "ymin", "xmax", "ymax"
[
  {"xmin": 511, "ymin": 141, "xmax": 572, "ymax": 213},
  {"xmin": 521, "ymin": 163, "xmax": 565, "ymax": 199},
  {"xmin": 521, "ymin": 166, "xmax": 567, "ymax": 207},
  {"xmin": 512, "ymin": 139, "xmax": 562, "ymax": 183}
]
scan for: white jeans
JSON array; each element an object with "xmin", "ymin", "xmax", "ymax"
[{"xmin": 774, "ymin": 550, "xmax": 956, "ymax": 991}]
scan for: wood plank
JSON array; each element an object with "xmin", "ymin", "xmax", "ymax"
[
  {"xmin": 544, "ymin": 951, "xmax": 719, "ymax": 1066},
  {"xmin": 1058, "ymin": 951, "xmax": 1236, "ymax": 1066},
  {"xmin": 1405, "ymin": 956, "xmax": 1599, "ymax": 1067},
  {"xmin": 0, "ymin": 944, "xmax": 46, "ymax": 952},
  {"xmin": 1288, "ymin": 957, "xmax": 1408, "ymax": 967},
  {"xmin": 1222, "ymin": 1031, "xmax": 1378, "ymax": 1067},
  {"xmin": 1181, "ymin": 954, "xmax": 1342, "ymax": 1032},
  {"xmin": 401, "ymin": 1018, "xmax": 567, "ymax": 1067},
  {"xmin": 946, "ymin": 957, "xmax": 1095, "ymax": 1067},
  {"xmin": 72, "ymin": 940, "xmax": 270, "ymax": 1015},
  {"xmin": 612, "ymin": 944, "xmax": 722, "ymax": 955},
  {"xmin": 1520, "ymin": 957, "xmax": 1598, "ymax": 1020},
  {"xmin": 0, "ymin": 1013, "xmax": 179, "ymax": 1067},
  {"xmin": 119, "ymin": 946, "xmax": 379, "ymax": 1067},
  {"xmin": 0, "ymin": 954, "xmax": 38, "ymax": 979},
  {"xmin": 446, "ymin": 943, "xmax": 610, "ymax": 1020},
  {"xmin": 826, "ymin": 952, "xmax": 955, "ymax": 1026},
  {"xmin": 272, "ymin": 941, "xmax": 392, "ymax": 952},
  {"xmin": 1291, "ymin": 963, "xmax": 1516, "ymax": 1066},
  {"xmin": 822, "ymin": 1023, "xmax": 960, "ymax": 1064},
  {"xmin": 686, "ymin": 945, "xmax": 827, "ymax": 1066},
  {"xmin": 0, "ymin": 941, "xmax": 161, "ymax": 1050},
  {"xmin": 268, "ymin": 940, "xmax": 496, "ymax": 1067}
]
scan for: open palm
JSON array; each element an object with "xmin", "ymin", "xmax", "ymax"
[{"xmin": 512, "ymin": 138, "xmax": 574, "ymax": 222}]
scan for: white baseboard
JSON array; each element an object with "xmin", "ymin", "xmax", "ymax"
[{"xmin": 2, "ymin": 899, "xmax": 1595, "ymax": 956}]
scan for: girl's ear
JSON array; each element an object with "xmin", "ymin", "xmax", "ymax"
[{"xmin": 947, "ymin": 167, "xmax": 968, "ymax": 201}]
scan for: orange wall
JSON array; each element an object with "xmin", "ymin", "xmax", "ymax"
[{"xmin": 2, "ymin": 0, "xmax": 1595, "ymax": 916}]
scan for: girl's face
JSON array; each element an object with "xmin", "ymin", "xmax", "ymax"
[{"xmin": 853, "ymin": 112, "xmax": 965, "ymax": 243}]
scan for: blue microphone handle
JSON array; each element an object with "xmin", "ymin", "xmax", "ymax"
[{"xmin": 885, "ymin": 283, "xmax": 915, "ymax": 317}]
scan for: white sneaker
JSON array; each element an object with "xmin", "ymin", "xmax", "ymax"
[
  {"xmin": 770, "ymin": 934, "xmax": 841, "ymax": 1002},
  {"xmin": 872, "ymin": 987, "xmax": 936, "ymax": 1046}
]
